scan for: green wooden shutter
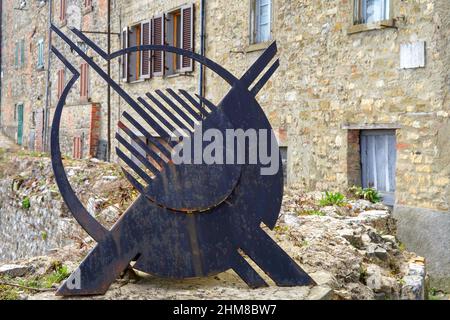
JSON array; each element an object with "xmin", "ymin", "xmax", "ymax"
[
  {"xmin": 14, "ymin": 42, "xmax": 18, "ymax": 66},
  {"xmin": 20, "ymin": 39, "xmax": 25, "ymax": 67}
]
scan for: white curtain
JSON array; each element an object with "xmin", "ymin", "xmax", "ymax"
[
  {"xmin": 256, "ymin": 0, "xmax": 271, "ymax": 43},
  {"xmin": 364, "ymin": 0, "xmax": 389, "ymax": 23}
]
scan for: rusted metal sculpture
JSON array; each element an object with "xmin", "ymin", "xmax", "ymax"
[{"xmin": 50, "ymin": 24, "xmax": 314, "ymax": 296}]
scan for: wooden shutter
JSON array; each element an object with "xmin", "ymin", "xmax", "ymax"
[
  {"xmin": 140, "ymin": 20, "xmax": 152, "ymax": 79},
  {"xmin": 60, "ymin": 0, "xmax": 67, "ymax": 22},
  {"xmin": 180, "ymin": 4, "xmax": 194, "ymax": 72},
  {"xmin": 20, "ymin": 40, "xmax": 25, "ymax": 67},
  {"xmin": 57, "ymin": 69, "xmax": 65, "ymax": 98},
  {"xmin": 152, "ymin": 14, "xmax": 164, "ymax": 76},
  {"xmin": 121, "ymin": 27, "xmax": 128, "ymax": 82},
  {"xmin": 73, "ymin": 136, "xmax": 82, "ymax": 159},
  {"xmin": 80, "ymin": 62, "xmax": 89, "ymax": 100},
  {"xmin": 14, "ymin": 42, "xmax": 18, "ymax": 66}
]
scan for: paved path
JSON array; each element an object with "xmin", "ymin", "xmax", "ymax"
[{"xmin": 0, "ymin": 131, "xmax": 19, "ymax": 151}]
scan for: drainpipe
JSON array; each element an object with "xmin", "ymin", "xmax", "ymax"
[
  {"xmin": 43, "ymin": 0, "xmax": 53, "ymax": 152},
  {"xmin": 107, "ymin": 0, "xmax": 111, "ymax": 161},
  {"xmin": 198, "ymin": 0, "xmax": 206, "ymax": 117}
]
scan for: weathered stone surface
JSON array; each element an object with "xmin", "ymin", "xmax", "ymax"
[
  {"xmin": 0, "ymin": 264, "xmax": 31, "ymax": 277},
  {"xmin": 401, "ymin": 275, "xmax": 425, "ymax": 300},
  {"xmin": 395, "ymin": 205, "xmax": 450, "ymax": 291}
]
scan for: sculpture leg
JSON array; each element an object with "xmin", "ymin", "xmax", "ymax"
[
  {"xmin": 56, "ymin": 197, "xmax": 151, "ymax": 296},
  {"xmin": 231, "ymin": 251, "xmax": 268, "ymax": 288},
  {"xmin": 56, "ymin": 235, "xmax": 139, "ymax": 296},
  {"xmin": 239, "ymin": 227, "xmax": 316, "ymax": 287}
]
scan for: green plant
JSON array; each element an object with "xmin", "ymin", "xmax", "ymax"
[
  {"xmin": 41, "ymin": 231, "xmax": 48, "ymax": 241},
  {"xmin": 0, "ymin": 284, "xmax": 19, "ymax": 300},
  {"xmin": 21, "ymin": 197, "xmax": 31, "ymax": 209},
  {"xmin": 297, "ymin": 210, "xmax": 325, "ymax": 216},
  {"xmin": 17, "ymin": 265, "xmax": 70, "ymax": 289},
  {"xmin": 349, "ymin": 186, "xmax": 382, "ymax": 203},
  {"xmin": 319, "ymin": 191, "xmax": 347, "ymax": 207}
]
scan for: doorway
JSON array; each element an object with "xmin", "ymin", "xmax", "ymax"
[{"xmin": 360, "ymin": 130, "xmax": 397, "ymax": 206}]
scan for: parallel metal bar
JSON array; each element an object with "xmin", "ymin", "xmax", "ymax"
[
  {"xmin": 137, "ymin": 97, "xmax": 179, "ymax": 136},
  {"xmin": 250, "ymin": 59, "xmax": 280, "ymax": 96},
  {"xmin": 166, "ymin": 88, "xmax": 202, "ymax": 122},
  {"xmin": 239, "ymin": 42, "xmax": 277, "ymax": 88},
  {"xmin": 179, "ymin": 89, "xmax": 210, "ymax": 117},
  {"xmin": 195, "ymin": 94, "xmax": 217, "ymax": 112},
  {"xmin": 118, "ymin": 120, "xmax": 165, "ymax": 164},
  {"xmin": 116, "ymin": 147, "xmax": 153, "ymax": 185},
  {"xmin": 155, "ymin": 90, "xmax": 197, "ymax": 126},
  {"xmin": 70, "ymin": 27, "xmax": 108, "ymax": 59},
  {"xmin": 121, "ymin": 168, "xmax": 146, "ymax": 194},
  {"xmin": 122, "ymin": 111, "xmax": 174, "ymax": 157},
  {"xmin": 116, "ymin": 133, "xmax": 159, "ymax": 175},
  {"xmin": 145, "ymin": 92, "xmax": 193, "ymax": 132}
]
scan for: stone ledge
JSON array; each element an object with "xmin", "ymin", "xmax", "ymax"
[{"xmin": 347, "ymin": 19, "xmax": 397, "ymax": 35}]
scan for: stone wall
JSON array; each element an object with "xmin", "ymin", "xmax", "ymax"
[
  {"xmin": 0, "ymin": 0, "xmax": 49, "ymax": 149},
  {"xmin": 0, "ymin": 167, "xmax": 80, "ymax": 262}
]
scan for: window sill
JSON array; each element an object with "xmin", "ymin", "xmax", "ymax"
[
  {"xmin": 347, "ymin": 19, "xmax": 396, "ymax": 35},
  {"xmin": 128, "ymin": 79, "xmax": 145, "ymax": 84},
  {"xmin": 245, "ymin": 41, "xmax": 272, "ymax": 53},
  {"xmin": 165, "ymin": 71, "xmax": 193, "ymax": 79},
  {"xmin": 36, "ymin": 66, "xmax": 45, "ymax": 72}
]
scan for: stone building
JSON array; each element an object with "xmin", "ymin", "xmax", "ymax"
[{"xmin": 1, "ymin": 0, "xmax": 449, "ymax": 289}]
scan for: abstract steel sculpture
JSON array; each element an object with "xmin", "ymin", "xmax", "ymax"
[{"xmin": 50, "ymin": 24, "xmax": 314, "ymax": 296}]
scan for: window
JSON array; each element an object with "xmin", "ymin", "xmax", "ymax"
[
  {"xmin": 60, "ymin": 0, "xmax": 67, "ymax": 23},
  {"xmin": 165, "ymin": 5, "xmax": 194, "ymax": 75},
  {"xmin": 121, "ymin": 4, "xmax": 194, "ymax": 81},
  {"xmin": 57, "ymin": 69, "xmax": 65, "ymax": 98},
  {"xmin": 37, "ymin": 39, "xmax": 45, "ymax": 69},
  {"xmin": 354, "ymin": 0, "xmax": 390, "ymax": 25},
  {"xmin": 251, "ymin": 0, "xmax": 272, "ymax": 44},
  {"xmin": 14, "ymin": 40, "xmax": 25, "ymax": 68},
  {"xmin": 80, "ymin": 62, "xmax": 89, "ymax": 101}
]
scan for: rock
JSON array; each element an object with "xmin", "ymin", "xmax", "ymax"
[
  {"xmin": 367, "ymin": 229, "xmax": 384, "ymax": 244},
  {"xmin": 355, "ymin": 210, "xmax": 396, "ymax": 234},
  {"xmin": 102, "ymin": 176, "xmax": 118, "ymax": 181},
  {"xmin": 321, "ymin": 206, "xmax": 341, "ymax": 218},
  {"xmin": 367, "ymin": 244, "xmax": 389, "ymax": 261},
  {"xmin": 337, "ymin": 228, "xmax": 363, "ymax": 249},
  {"xmin": 283, "ymin": 214, "xmax": 300, "ymax": 227},
  {"xmin": 307, "ymin": 285, "xmax": 334, "ymax": 300},
  {"xmin": 310, "ymin": 270, "xmax": 337, "ymax": 287},
  {"xmin": 0, "ymin": 264, "xmax": 31, "ymax": 277},
  {"xmin": 401, "ymin": 275, "xmax": 425, "ymax": 300},
  {"xmin": 366, "ymin": 264, "xmax": 382, "ymax": 291},
  {"xmin": 348, "ymin": 199, "xmax": 372, "ymax": 213},
  {"xmin": 408, "ymin": 263, "xmax": 426, "ymax": 277},
  {"xmin": 381, "ymin": 235, "xmax": 396, "ymax": 244},
  {"xmin": 380, "ymin": 276, "xmax": 400, "ymax": 299}
]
